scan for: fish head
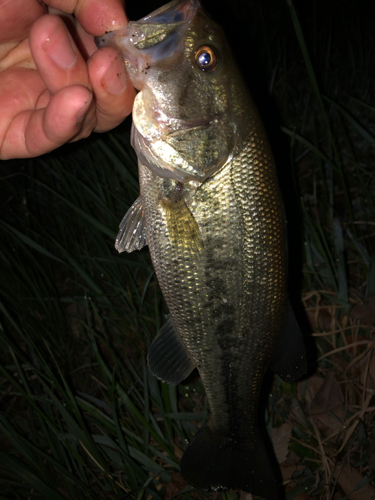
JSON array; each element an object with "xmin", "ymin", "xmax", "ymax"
[{"xmin": 97, "ymin": 0, "xmax": 249, "ymax": 182}]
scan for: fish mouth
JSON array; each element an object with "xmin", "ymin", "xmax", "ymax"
[
  {"xmin": 128, "ymin": 0, "xmax": 200, "ymax": 51},
  {"xmin": 96, "ymin": 0, "xmax": 201, "ymax": 90}
]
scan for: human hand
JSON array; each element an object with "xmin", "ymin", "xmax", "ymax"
[{"xmin": 0, "ymin": 0, "xmax": 136, "ymax": 160}]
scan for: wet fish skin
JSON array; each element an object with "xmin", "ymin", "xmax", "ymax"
[{"xmin": 101, "ymin": 1, "xmax": 307, "ymax": 498}]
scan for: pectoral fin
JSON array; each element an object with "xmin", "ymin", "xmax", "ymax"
[
  {"xmin": 269, "ymin": 303, "xmax": 307, "ymax": 381},
  {"xmin": 148, "ymin": 316, "xmax": 196, "ymax": 385},
  {"xmin": 161, "ymin": 196, "xmax": 203, "ymax": 254},
  {"xmin": 115, "ymin": 197, "xmax": 147, "ymax": 253}
]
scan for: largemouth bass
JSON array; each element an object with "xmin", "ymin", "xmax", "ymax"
[{"xmin": 97, "ymin": 1, "xmax": 306, "ymax": 498}]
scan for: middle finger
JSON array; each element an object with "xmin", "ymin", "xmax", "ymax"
[{"xmin": 29, "ymin": 14, "xmax": 91, "ymax": 94}]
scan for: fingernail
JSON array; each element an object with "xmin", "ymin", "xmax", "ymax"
[
  {"xmin": 76, "ymin": 99, "xmax": 91, "ymax": 125},
  {"xmin": 44, "ymin": 24, "xmax": 77, "ymax": 68},
  {"xmin": 102, "ymin": 55, "xmax": 127, "ymax": 95}
]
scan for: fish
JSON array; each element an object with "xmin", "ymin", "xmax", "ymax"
[{"xmin": 96, "ymin": 1, "xmax": 307, "ymax": 498}]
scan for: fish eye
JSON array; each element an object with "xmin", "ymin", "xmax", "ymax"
[{"xmin": 194, "ymin": 45, "xmax": 218, "ymax": 72}]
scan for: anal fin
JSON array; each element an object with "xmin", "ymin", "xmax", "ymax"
[
  {"xmin": 269, "ymin": 303, "xmax": 307, "ymax": 381},
  {"xmin": 148, "ymin": 316, "xmax": 196, "ymax": 385}
]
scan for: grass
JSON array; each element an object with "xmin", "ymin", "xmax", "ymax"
[
  {"xmin": 1, "ymin": 0, "xmax": 375, "ymax": 499},
  {"xmin": 0, "ymin": 132, "xmax": 207, "ymax": 499}
]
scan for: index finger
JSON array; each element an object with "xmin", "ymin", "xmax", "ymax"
[
  {"xmin": 43, "ymin": 0, "xmax": 127, "ymax": 36},
  {"xmin": 0, "ymin": 0, "xmax": 46, "ymax": 43}
]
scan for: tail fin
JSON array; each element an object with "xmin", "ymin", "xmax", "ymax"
[{"xmin": 180, "ymin": 424, "xmax": 278, "ymax": 500}]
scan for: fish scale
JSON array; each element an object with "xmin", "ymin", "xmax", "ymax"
[
  {"xmin": 97, "ymin": 0, "xmax": 307, "ymax": 497},
  {"xmin": 140, "ymin": 127, "xmax": 285, "ymax": 461}
]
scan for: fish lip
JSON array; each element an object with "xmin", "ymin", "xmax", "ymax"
[
  {"xmin": 126, "ymin": 0, "xmax": 200, "ymax": 51},
  {"xmin": 127, "ymin": 1, "xmax": 201, "ymax": 71},
  {"xmin": 96, "ymin": 1, "xmax": 203, "ymax": 89},
  {"xmin": 137, "ymin": 0, "xmax": 200, "ymax": 28}
]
